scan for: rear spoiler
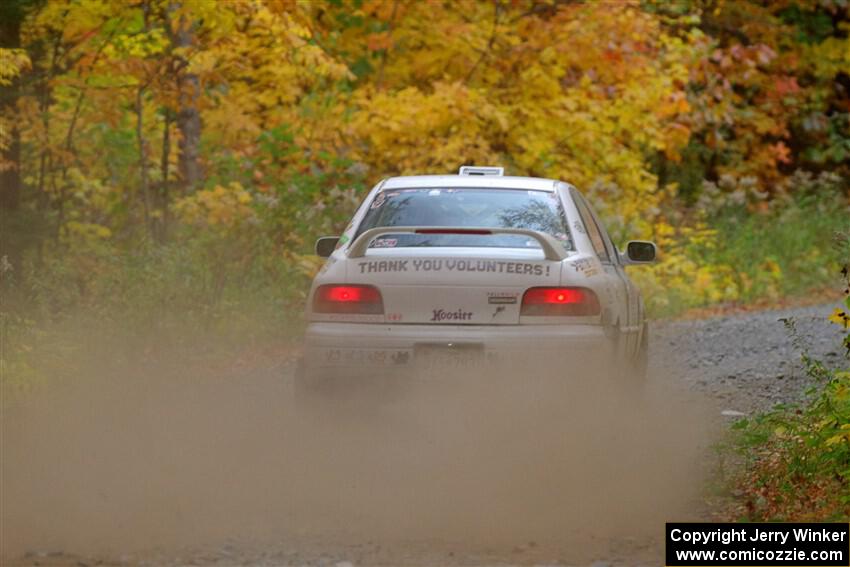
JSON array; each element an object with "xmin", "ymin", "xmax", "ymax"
[{"xmin": 347, "ymin": 226, "xmax": 570, "ymax": 261}]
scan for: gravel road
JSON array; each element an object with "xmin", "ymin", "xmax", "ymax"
[{"xmin": 4, "ymin": 302, "xmax": 847, "ymax": 567}]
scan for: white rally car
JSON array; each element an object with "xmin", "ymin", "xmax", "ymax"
[{"xmin": 297, "ymin": 166, "xmax": 656, "ymax": 392}]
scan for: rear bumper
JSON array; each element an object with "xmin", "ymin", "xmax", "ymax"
[{"xmin": 303, "ymin": 322, "xmax": 613, "ymax": 371}]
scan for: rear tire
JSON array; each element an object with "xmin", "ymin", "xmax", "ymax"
[{"xmin": 293, "ymin": 357, "xmax": 321, "ymax": 408}]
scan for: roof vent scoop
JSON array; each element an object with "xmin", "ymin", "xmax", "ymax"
[{"xmin": 458, "ymin": 165, "xmax": 504, "ymax": 176}]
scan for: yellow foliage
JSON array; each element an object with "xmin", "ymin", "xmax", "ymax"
[
  {"xmin": 334, "ymin": 0, "xmax": 700, "ymax": 239},
  {"xmin": 285, "ymin": 251, "xmax": 325, "ymax": 280},
  {"xmin": 829, "ymin": 308, "xmax": 850, "ymax": 330},
  {"xmin": 0, "ymin": 48, "xmax": 30, "ymax": 166},
  {"xmin": 630, "ymin": 219, "xmax": 747, "ymax": 312},
  {"xmin": 350, "ymin": 82, "xmax": 503, "ymax": 175},
  {"xmin": 175, "ymin": 182, "xmax": 256, "ymax": 230},
  {"xmin": 803, "ymin": 27, "xmax": 850, "ymax": 80},
  {"xmin": 826, "ymin": 424, "xmax": 850, "ymax": 447},
  {"xmin": 62, "ymin": 221, "xmax": 112, "ymax": 249},
  {"xmin": 200, "ymin": 0, "xmax": 353, "ymax": 158},
  {"xmin": 0, "ymin": 48, "xmax": 29, "ymax": 87}
]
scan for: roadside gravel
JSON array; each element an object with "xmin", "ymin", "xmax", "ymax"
[{"xmin": 651, "ymin": 301, "xmax": 847, "ymax": 416}]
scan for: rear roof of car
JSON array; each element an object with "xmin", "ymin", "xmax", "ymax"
[{"xmin": 381, "ymin": 175, "xmax": 560, "ymax": 192}]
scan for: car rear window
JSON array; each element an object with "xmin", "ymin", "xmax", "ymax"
[{"xmin": 355, "ymin": 188, "xmax": 573, "ymax": 250}]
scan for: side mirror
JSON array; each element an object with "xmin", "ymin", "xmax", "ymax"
[
  {"xmin": 623, "ymin": 240, "xmax": 657, "ymax": 264},
  {"xmin": 315, "ymin": 236, "xmax": 340, "ymax": 258}
]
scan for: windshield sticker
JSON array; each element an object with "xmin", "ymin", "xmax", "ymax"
[
  {"xmin": 338, "ymin": 234, "xmax": 350, "ymax": 245},
  {"xmin": 371, "ymin": 237, "xmax": 398, "ymax": 248},
  {"xmin": 573, "ymin": 220, "xmax": 585, "ymax": 234},
  {"xmin": 428, "ymin": 189, "xmax": 441, "ymax": 196},
  {"xmin": 357, "ymin": 259, "xmax": 551, "ymax": 276},
  {"xmin": 370, "ymin": 193, "xmax": 386, "ymax": 209}
]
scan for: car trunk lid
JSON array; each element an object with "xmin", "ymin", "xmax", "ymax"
[{"xmin": 347, "ymin": 247, "xmax": 563, "ymax": 325}]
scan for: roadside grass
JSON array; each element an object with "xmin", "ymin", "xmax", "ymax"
[
  {"xmin": 721, "ymin": 255, "xmax": 850, "ymax": 521},
  {"xmin": 0, "ymin": 236, "xmax": 308, "ymax": 396},
  {"xmin": 701, "ymin": 196, "xmax": 847, "ymax": 303},
  {"xmin": 637, "ymin": 192, "xmax": 849, "ymax": 318}
]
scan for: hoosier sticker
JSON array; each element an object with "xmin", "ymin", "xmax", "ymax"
[{"xmin": 430, "ymin": 308, "xmax": 473, "ymax": 322}]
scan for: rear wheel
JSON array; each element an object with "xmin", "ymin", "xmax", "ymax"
[
  {"xmin": 632, "ymin": 322, "xmax": 649, "ymax": 384},
  {"xmin": 293, "ymin": 357, "xmax": 334, "ymax": 403},
  {"xmin": 616, "ymin": 322, "xmax": 649, "ymax": 403},
  {"xmin": 607, "ymin": 323, "xmax": 648, "ymax": 395}
]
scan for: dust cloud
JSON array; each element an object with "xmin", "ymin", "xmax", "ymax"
[{"xmin": 1, "ymin": 329, "xmax": 713, "ymax": 565}]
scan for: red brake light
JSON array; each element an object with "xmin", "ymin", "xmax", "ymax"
[
  {"xmin": 313, "ymin": 284, "xmax": 384, "ymax": 315},
  {"xmin": 521, "ymin": 287, "xmax": 600, "ymax": 316}
]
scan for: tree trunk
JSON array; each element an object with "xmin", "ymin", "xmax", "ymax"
[
  {"xmin": 169, "ymin": 3, "xmax": 202, "ymax": 193},
  {"xmin": 0, "ymin": 1, "xmax": 24, "ymax": 211},
  {"xmin": 136, "ymin": 86, "xmax": 151, "ymax": 233},
  {"xmin": 177, "ymin": 69, "xmax": 201, "ymax": 192},
  {"xmin": 156, "ymin": 110, "xmax": 171, "ymax": 242},
  {"xmin": 36, "ymin": 32, "xmax": 61, "ymax": 219}
]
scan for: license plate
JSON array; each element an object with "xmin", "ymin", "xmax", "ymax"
[
  {"xmin": 414, "ymin": 343, "xmax": 484, "ymax": 371},
  {"xmin": 319, "ymin": 348, "xmax": 411, "ymax": 366}
]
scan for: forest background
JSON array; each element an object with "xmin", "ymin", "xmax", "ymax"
[{"xmin": 1, "ymin": 0, "xmax": 849, "ymax": 387}]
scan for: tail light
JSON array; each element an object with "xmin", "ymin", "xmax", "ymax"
[
  {"xmin": 520, "ymin": 287, "xmax": 600, "ymax": 316},
  {"xmin": 313, "ymin": 284, "xmax": 384, "ymax": 315}
]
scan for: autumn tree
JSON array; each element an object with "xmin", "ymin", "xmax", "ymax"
[
  {"xmin": 0, "ymin": 0, "xmax": 31, "ymax": 212},
  {"xmin": 0, "ymin": 0, "xmax": 846, "ymax": 313}
]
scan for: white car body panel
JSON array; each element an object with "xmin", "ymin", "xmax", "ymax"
[{"xmin": 302, "ymin": 173, "xmax": 648, "ymax": 376}]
